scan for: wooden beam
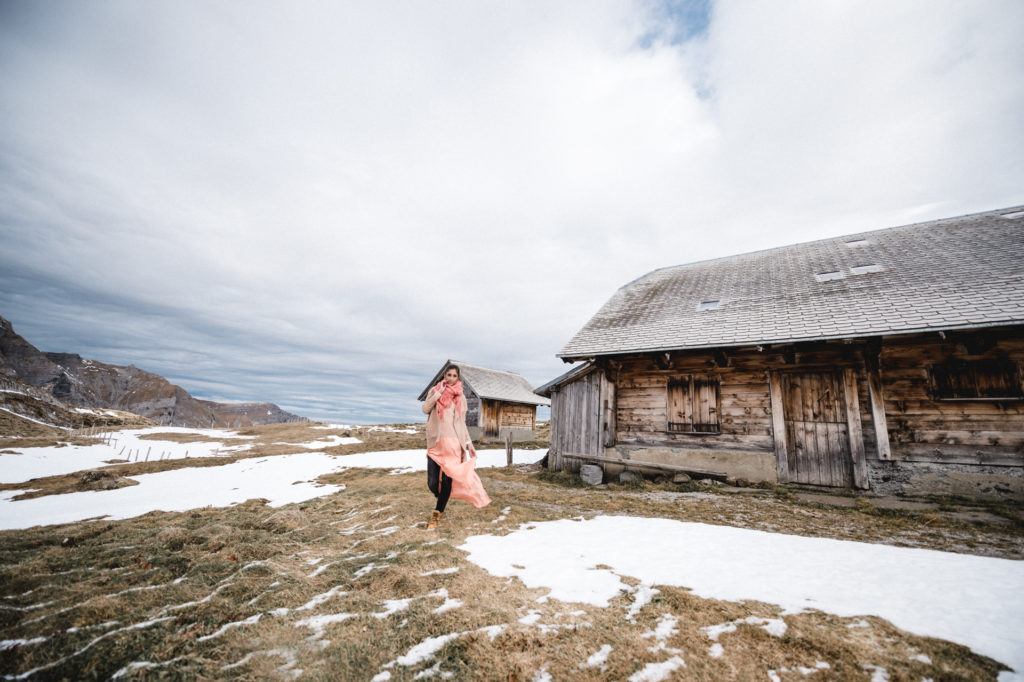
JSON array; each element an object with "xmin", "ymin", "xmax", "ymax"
[
  {"xmin": 560, "ymin": 451, "xmax": 728, "ymax": 479},
  {"xmin": 888, "ymin": 444, "xmax": 1024, "ymax": 467},
  {"xmin": 602, "ymin": 375, "xmax": 617, "ymax": 448},
  {"xmin": 596, "ymin": 373, "xmax": 606, "ymax": 454},
  {"xmin": 843, "ymin": 369, "xmax": 869, "ymax": 489},
  {"xmin": 768, "ymin": 370, "xmax": 790, "ymax": 483},
  {"xmin": 864, "ymin": 347, "xmax": 892, "ymax": 460}
]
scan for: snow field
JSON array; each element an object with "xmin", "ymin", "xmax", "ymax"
[
  {"xmin": 0, "ymin": 427, "xmax": 256, "ymax": 484},
  {"xmin": 460, "ymin": 516, "xmax": 1024, "ymax": 681},
  {"xmin": 4, "ymin": 493, "xmax": 1009, "ymax": 681},
  {"xmin": 3, "ymin": 427, "xmax": 1020, "ymax": 679},
  {"xmin": 0, "ymin": 436, "xmax": 545, "ymax": 530}
]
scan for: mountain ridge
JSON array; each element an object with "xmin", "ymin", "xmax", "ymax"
[{"xmin": 0, "ymin": 315, "xmax": 306, "ymax": 428}]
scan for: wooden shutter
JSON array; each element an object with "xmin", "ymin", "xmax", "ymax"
[
  {"xmin": 693, "ymin": 377, "xmax": 720, "ymax": 433},
  {"xmin": 667, "ymin": 376, "xmax": 720, "ymax": 433},
  {"xmin": 930, "ymin": 360, "xmax": 1024, "ymax": 400}
]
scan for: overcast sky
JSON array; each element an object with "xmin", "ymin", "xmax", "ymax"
[{"xmin": 1, "ymin": 0, "xmax": 1022, "ymax": 423}]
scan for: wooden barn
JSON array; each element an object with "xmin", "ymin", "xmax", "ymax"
[
  {"xmin": 538, "ymin": 206, "xmax": 1024, "ymax": 500},
  {"xmin": 419, "ymin": 360, "xmax": 550, "ymax": 442}
]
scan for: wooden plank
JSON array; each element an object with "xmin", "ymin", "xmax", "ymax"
[
  {"xmin": 843, "ymin": 368, "xmax": 869, "ymax": 489},
  {"xmin": 892, "ymin": 430, "xmax": 1024, "ymax": 447},
  {"xmin": 784, "ymin": 374, "xmax": 802, "ymax": 482},
  {"xmin": 887, "ymin": 444, "xmax": 1024, "ymax": 466},
  {"xmin": 864, "ymin": 350, "xmax": 892, "ymax": 460},
  {"xmin": 801, "ymin": 373, "xmax": 821, "ymax": 485},
  {"xmin": 603, "ymin": 375, "xmax": 617, "ymax": 448},
  {"xmin": 768, "ymin": 370, "xmax": 790, "ymax": 483},
  {"xmin": 829, "ymin": 374, "xmax": 847, "ymax": 486},
  {"xmin": 561, "ymin": 451, "xmax": 728, "ymax": 478},
  {"xmin": 596, "ymin": 373, "xmax": 606, "ymax": 455},
  {"xmin": 593, "ymin": 372, "xmax": 603, "ymax": 453},
  {"xmin": 614, "ymin": 432, "xmax": 774, "ymax": 451}
]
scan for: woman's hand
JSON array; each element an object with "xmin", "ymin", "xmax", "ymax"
[{"xmin": 467, "ymin": 443, "xmax": 477, "ymax": 459}]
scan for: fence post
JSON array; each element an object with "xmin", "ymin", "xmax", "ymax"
[
  {"xmin": 505, "ymin": 432, "xmax": 513, "ymax": 467},
  {"xmin": 145, "ymin": 447, "xmax": 151, "ymax": 462}
]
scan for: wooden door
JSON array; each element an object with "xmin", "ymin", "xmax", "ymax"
[
  {"xmin": 781, "ymin": 372, "xmax": 853, "ymax": 487},
  {"xmin": 482, "ymin": 400, "xmax": 499, "ymax": 438}
]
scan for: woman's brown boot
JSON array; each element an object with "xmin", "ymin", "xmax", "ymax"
[{"xmin": 426, "ymin": 510, "xmax": 442, "ymax": 530}]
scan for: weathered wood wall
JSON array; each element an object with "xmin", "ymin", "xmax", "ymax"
[
  {"xmin": 499, "ymin": 403, "xmax": 535, "ymax": 429},
  {"xmin": 471, "ymin": 399, "xmax": 539, "ymax": 440},
  {"xmin": 615, "ymin": 350, "xmax": 788, "ymax": 453},
  {"xmin": 553, "ymin": 325, "xmax": 1023, "ymax": 491},
  {"xmin": 548, "ymin": 369, "xmax": 606, "ymax": 472},
  {"xmin": 878, "ymin": 328, "xmax": 1024, "ymax": 466}
]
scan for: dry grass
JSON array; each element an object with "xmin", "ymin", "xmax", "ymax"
[{"xmin": 0, "ymin": 423, "xmax": 1018, "ymax": 680}]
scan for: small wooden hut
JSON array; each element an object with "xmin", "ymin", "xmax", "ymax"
[
  {"xmin": 419, "ymin": 360, "xmax": 550, "ymax": 442},
  {"xmin": 538, "ymin": 206, "xmax": 1024, "ymax": 500}
]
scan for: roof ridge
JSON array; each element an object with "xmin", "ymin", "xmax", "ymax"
[{"xmin": 449, "ymin": 360, "xmax": 529, "ymax": 378}]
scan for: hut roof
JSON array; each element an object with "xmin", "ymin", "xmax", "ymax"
[
  {"xmin": 418, "ymin": 360, "xmax": 551, "ymax": 406},
  {"xmin": 534, "ymin": 362, "xmax": 596, "ymax": 398},
  {"xmin": 559, "ymin": 206, "xmax": 1024, "ymax": 360}
]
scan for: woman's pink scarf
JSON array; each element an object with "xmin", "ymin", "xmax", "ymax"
[{"xmin": 434, "ymin": 380, "xmax": 464, "ymax": 420}]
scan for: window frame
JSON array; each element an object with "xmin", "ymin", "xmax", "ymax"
[
  {"xmin": 927, "ymin": 358, "xmax": 1024, "ymax": 401},
  {"xmin": 666, "ymin": 374, "xmax": 722, "ymax": 434}
]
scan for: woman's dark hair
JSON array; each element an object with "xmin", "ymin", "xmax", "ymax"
[{"xmin": 443, "ymin": 364, "xmax": 461, "ymax": 379}]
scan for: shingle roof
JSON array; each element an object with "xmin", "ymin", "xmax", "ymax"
[
  {"xmin": 559, "ymin": 206, "xmax": 1024, "ymax": 359},
  {"xmin": 418, "ymin": 360, "xmax": 551, "ymax": 406}
]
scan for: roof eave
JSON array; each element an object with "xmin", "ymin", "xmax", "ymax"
[{"xmin": 556, "ymin": 319, "xmax": 1024, "ymax": 361}]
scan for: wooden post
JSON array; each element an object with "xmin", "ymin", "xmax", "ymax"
[
  {"xmin": 145, "ymin": 447, "xmax": 151, "ymax": 462},
  {"xmin": 768, "ymin": 371, "xmax": 790, "ymax": 483},
  {"xmin": 864, "ymin": 348, "xmax": 892, "ymax": 460},
  {"xmin": 843, "ymin": 369, "xmax": 869, "ymax": 489},
  {"xmin": 603, "ymin": 377, "xmax": 616, "ymax": 448},
  {"xmin": 505, "ymin": 432, "xmax": 513, "ymax": 467}
]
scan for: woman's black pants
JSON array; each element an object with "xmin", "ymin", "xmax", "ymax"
[{"xmin": 427, "ymin": 458, "xmax": 452, "ymax": 513}]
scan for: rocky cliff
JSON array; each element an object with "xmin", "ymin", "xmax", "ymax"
[{"xmin": 0, "ymin": 315, "xmax": 307, "ymax": 428}]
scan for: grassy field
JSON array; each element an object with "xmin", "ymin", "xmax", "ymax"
[{"xmin": 0, "ymin": 423, "xmax": 1020, "ymax": 680}]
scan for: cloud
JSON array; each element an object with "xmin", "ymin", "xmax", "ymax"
[{"xmin": 1, "ymin": 0, "xmax": 1022, "ymax": 421}]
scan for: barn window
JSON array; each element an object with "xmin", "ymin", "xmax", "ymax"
[
  {"xmin": 929, "ymin": 359, "xmax": 1024, "ymax": 400},
  {"xmin": 815, "ymin": 271, "xmax": 844, "ymax": 282},
  {"xmin": 667, "ymin": 376, "xmax": 720, "ymax": 433},
  {"xmin": 697, "ymin": 300, "xmax": 720, "ymax": 311},
  {"xmin": 850, "ymin": 264, "xmax": 883, "ymax": 275}
]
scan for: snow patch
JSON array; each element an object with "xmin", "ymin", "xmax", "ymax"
[{"xmin": 460, "ymin": 515, "xmax": 1024, "ymax": 681}]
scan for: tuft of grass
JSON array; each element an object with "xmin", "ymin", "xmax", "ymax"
[{"xmin": 536, "ymin": 469, "xmax": 591, "ymax": 489}]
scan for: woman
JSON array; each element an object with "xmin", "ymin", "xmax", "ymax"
[{"xmin": 421, "ymin": 364, "xmax": 491, "ymax": 529}]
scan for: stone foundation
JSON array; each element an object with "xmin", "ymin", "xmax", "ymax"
[{"xmin": 868, "ymin": 459, "xmax": 1024, "ymax": 501}]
